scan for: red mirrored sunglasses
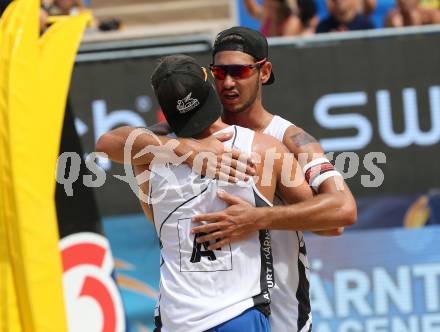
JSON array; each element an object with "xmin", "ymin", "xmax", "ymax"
[{"xmin": 209, "ymin": 59, "xmax": 267, "ymax": 80}]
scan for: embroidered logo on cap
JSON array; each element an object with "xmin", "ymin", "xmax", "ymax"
[{"xmin": 177, "ymin": 92, "xmax": 200, "ymax": 114}]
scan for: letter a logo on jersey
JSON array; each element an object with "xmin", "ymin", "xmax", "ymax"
[
  {"xmin": 178, "ymin": 218, "xmax": 232, "ymax": 272},
  {"xmin": 190, "ymin": 233, "xmax": 218, "ymax": 263}
]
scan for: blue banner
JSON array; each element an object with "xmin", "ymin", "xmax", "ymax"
[
  {"xmin": 306, "ymin": 226, "xmax": 440, "ymax": 332},
  {"xmin": 103, "ymin": 215, "xmax": 160, "ymax": 332}
]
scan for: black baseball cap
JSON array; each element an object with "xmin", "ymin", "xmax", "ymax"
[
  {"xmin": 212, "ymin": 26, "xmax": 275, "ymax": 85},
  {"xmin": 151, "ymin": 55, "xmax": 222, "ymax": 138}
]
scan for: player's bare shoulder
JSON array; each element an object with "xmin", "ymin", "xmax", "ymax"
[
  {"xmin": 253, "ymin": 131, "xmax": 289, "ymax": 157},
  {"xmin": 283, "ymin": 125, "xmax": 324, "ymax": 156}
]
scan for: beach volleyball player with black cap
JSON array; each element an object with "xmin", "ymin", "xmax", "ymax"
[
  {"xmin": 191, "ymin": 26, "xmax": 356, "ymax": 332},
  {"xmin": 143, "ymin": 54, "xmax": 313, "ymax": 332},
  {"xmin": 151, "ymin": 54, "xmax": 223, "ymax": 138}
]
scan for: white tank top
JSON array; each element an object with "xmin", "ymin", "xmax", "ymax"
[
  {"xmin": 150, "ymin": 125, "xmax": 274, "ymax": 332},
  {"xmin": 263, "ymin": 115, "xmax": 313, "ymax": 332}
]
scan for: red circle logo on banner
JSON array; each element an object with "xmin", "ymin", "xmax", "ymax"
[{"xmin": 60, "ymin": 232, "xmax": 126, "ymax": 332}]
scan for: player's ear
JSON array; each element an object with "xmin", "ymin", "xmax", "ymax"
[{"xmin": 260, "ymin": 61, "xmax": 272, "ymax": 85}]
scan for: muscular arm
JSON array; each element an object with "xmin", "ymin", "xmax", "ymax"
[
  {"xmin": 192, "ymin": 126, "xmax": 356, "ymax": 243},
  {"xmin": 96, "ymin": 126, "xmax": 190, "ymax": 165},
  {"xmin": 96, "ymin": 125, "xmax": 255, "ymax": 181},
  {"xmin": 278, "ymin": 126, "xmax": 357, "ymax": 234},
  {"xmin": 252, "ymin": 132, "xmax": 313, "ymax": 203},
  {"xmin": 257, "ymin": 191, "xmax": 354, "ymax": 235},
  {"xmin": 254, "ymin": 181, "xmax": 355, "ymax": 233},
  {"xmin": 273, "ymin": 139, "xmax": 314, "ymax": 204}
]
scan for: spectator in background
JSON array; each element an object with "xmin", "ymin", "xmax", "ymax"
[
  {"xmin": 385, "ymin": 0, "xmax": 440, "ymax": 27},
  {"xmin": 40, "ymin": 0, "xmax": 86, "ymax": 32},
  {"xmin": 40, "ymin": 6, "xmax": 49, "ymax": 33},
  {"xmin": 41, "ymin": 0, "xmax": 120, "ymax": 32},
  {"xmin": 316, "ymin": 0, "xmax": 375, "ymax": 33},
  {"xmin": 243, "ymin": 0, "xmax": 303, "ymax": 36},
  {"xmin": 297, "ymin": 0, "xmax": 319, "ymax": 35},
  {"xmin": 419, "ymin": 0, "xmax": 439, "ymax": 9},
  {"xmin": 45, "ymin": 0, "xmax": 86, "ymax": 16},
  {"xmin": 327, "ymin": 0, "xmax": 377, "ymax": 16},
  {"xmin": 358, "ymin": 0, "xmax": 377, "ymax": 15}
]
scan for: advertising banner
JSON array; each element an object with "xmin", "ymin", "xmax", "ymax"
[
  {"xmin": 306, "ymin": 226, "xmax": 440, "ymax": 332},
  {"xmin": 102, "ymin": 215, "xmax": 160, "ymax": 332}
]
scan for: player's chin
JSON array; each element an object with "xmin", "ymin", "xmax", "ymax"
[
  {"xmin": 222, "ymin": 101, "xmax": 243, "ymax": 114},
  {"xmin": 223, "ymin": 106, "xmax": 242, "ymax": 115}
]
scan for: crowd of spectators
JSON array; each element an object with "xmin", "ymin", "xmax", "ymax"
[
  {"xmin": 37, "ymin": 0, "xmax": 121, "ymax": 33},
  {"xmin": 316, "ymin": 0, "xmax": 375, "ymax": 32},
  {"xmin": 41, "ymin": 0, "xmax": 86, "ymax": 16},
  {"xmin": 1, "ymin": 0, "xmax": 439, "ymax": 37},
  {"xmin": 243, "ymin": 0, "xmax": 440, "ymax": 37},
  {"xmin": 385, "ymin": 0, "xmax": 440, "ymax": 27}
]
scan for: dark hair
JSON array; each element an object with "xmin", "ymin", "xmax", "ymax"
[
  {"xmin": 276, "ymin": 0, "xmax": 293, "ymax": 20},
  {"xmin": 297, "ymin": 0, "xmax": 317, "ymax": 26}
]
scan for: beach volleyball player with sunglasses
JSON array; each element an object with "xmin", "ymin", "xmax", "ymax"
[{"xmin": 190, "ymin": 27, "xmax": 358, "ymax": 332}]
